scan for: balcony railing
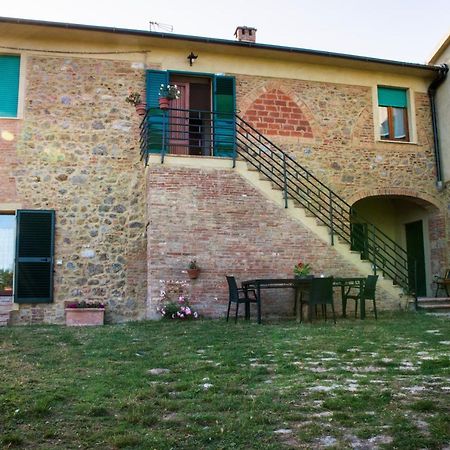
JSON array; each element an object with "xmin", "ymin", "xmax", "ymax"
[{"xmin": 140, "ymin": 107, "xmax": 236, "ymax": 164}]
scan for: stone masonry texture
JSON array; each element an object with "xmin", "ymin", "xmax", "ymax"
[
  {"xmin": 1, "ymin": 56, "xmax": 148, "ymax": 324},
  {"xmin": 1, "ymin": 53, "xmax": 449, "ymax": 323},
  {"xmin": 236, "ymin": 74, "xmax": 449, "ymax": 278}
]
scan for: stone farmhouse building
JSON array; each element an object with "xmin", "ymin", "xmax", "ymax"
[{"xmin": 0, "ymin": 17, "xmax": 449, "ymax": 324}]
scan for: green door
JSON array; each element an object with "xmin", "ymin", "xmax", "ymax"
[
  {"xmin": 350, "ymin": 222, "xmax": 369, "ymax": 260},
  {"xmin": 405, "ymin": 220, "xmax": 426, "ymax": 296}
]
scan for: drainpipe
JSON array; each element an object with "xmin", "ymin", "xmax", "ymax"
[{"xmin": 428, "ymin": 64, "xmax": 448, "ymax": 191}]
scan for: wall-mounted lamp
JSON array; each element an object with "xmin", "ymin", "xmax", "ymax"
[{"xmin": 187, "ymin": 52, "xmax": 198, "ymax": 66}]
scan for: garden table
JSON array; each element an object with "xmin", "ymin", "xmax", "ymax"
[
  {"xmin": 241, "ymin": 278, "xmax": 313, "ymax": 324},
  {"xmin": 242, "ymin": 277, "xmax": 368, "ymax": 323}
]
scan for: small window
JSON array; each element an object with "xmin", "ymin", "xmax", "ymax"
[
  {"xmin": 0, "ymin": 214, "xmax": 15, "ymax": 296},
  {"xmin": 0, "ymin": 55, "xmax": 20, "ymax": 118},
  {"xmin": 377, "ymin": 87, "xmax": 409, "ymax": 142}
]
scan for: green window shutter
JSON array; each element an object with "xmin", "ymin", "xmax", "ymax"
[
  {"xmin": 213, "ymin": 75, "xmax": 236, "ymax": 158},
  {"xmin": 0, "ymin": 55, "xmax": 20, "ymax": 117},
  {"xmin": 146, "ymin": 70, "xmax": 169, "ymax": 154},
  {"xmin": 14, "ymin": 210, "xmax": 55, "ymax": 303},
  {"xmin": 377, "ymin": 87, "xmax": 407, "ymax": 108}
]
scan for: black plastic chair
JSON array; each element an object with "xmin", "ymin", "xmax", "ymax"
[
  {"xmin": 300, "ymin": 277, "xmax": 335, "ymax": 323},
  {"xmin": 434, "ymin": 269, "xmax": 450, "ymax": 297},
  {"xmin": 226, "ymin": 276, "xmax": 257, "ymax": 323},
  {"xmin": 344, "ymin": 275, "xmax": 378, "ymax": 319}
]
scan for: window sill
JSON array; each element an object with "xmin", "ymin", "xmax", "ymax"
[
  {"xmin": 376, "ymin": 139, "xmax": 417, "ymax": 145},
  {"xmin": 0, "ymin": 116, "xmax": 20, "ymax": 120}
]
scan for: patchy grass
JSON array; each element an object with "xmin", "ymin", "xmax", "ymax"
[{"xmin": 0, "ymin": 311, "xmax": 449, "ymax": 449}]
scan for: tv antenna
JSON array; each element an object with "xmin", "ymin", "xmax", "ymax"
[{"xmin": 149, "ymin": 21, "xmax": 173, "ymax": 32}]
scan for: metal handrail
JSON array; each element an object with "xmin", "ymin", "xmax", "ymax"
[{"xmin": 140, "ymin": 107, "xmax": 415, "ymax": 293}]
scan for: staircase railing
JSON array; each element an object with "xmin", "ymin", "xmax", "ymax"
[{"xmin": 140, "ymin": 108, "xmax": 415, "ymax": 293}]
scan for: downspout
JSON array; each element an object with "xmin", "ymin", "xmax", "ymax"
[{"xmin": 428, "ymin": 64, "xmax": 448, "ymax": 191}]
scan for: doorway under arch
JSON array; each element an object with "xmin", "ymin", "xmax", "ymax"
[{"xmin": 350, "ymin": 195, "xmax": 443, "ymax": 297}]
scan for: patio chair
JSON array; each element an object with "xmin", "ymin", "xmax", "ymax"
[
  {"xmin": 299, "ymin": 277, "xmax": 335, "ymax": 324},
  {"xmin": 226, "ymin": 276, "xmax": 257, "ymax": 323},
  {"xmin": 343, "ymin": 275, "xmax": 378, "ymax": 319},
  {"xmin": 434, "ymin": 269, "xmax": 450, "ymax": 297}
]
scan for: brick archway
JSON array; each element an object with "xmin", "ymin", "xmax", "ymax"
[
  {"xmin": 347, "ymin": 188, "xmax": 443, "ymax": 212},
  {"xmin": 239, "ymin": 81, "xmax": 320, "ymax": 140},
  {"xmin": 348, "ymin": 188, "xmax": 447, "ymax": 279},
  {"xmin": 242, "ymin": 88, "xmax": 313, "ymax": 138}
]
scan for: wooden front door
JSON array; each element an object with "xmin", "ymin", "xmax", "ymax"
[
  {"xmin": 405, "ymin": 220, "xmax": 426, "ymax": 296},
  {"xmin": 169, "ymin": 82, "xmax": 189, "ymax": 155}
]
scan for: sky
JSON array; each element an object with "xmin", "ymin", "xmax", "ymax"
[{"xmin": 1, "ymin": 0, "xmax": 449, "ymax": 64}]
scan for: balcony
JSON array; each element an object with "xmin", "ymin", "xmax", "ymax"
[{"xmin": 140, "ymin": 107, "xmax": 236, "ymax": 164}]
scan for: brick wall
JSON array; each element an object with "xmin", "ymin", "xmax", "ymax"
[
  {"xmin": 146, "ymin": 166, "xmax": 397, "ymax": 319},
  {"xmin": 243, "ymin": 89, "xmax": 313, "ymax": 138}
]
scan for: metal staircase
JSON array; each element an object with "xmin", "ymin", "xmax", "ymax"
[{"xmin": 140, "ymin": 108, "xmax": 416, "ymax": 294}]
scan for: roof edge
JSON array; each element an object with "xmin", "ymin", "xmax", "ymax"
[
  {"xmin": 429, "ymin": 32, "xmax": 450, "ymax": 64},
  {"xmin": 0, "ymin": 16, "xmax": 441, "ymax": 72}
]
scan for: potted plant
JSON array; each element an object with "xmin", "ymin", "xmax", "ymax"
[
  {"xmin": 65, "ymin": 301, "xmax": 105, "ymax": 326},
  {"xmin": 125, "ymin": 91, "xmax": 147, "ymax": 116},
  {"xmin": 158, "ymin": 84, "xmax": 181, "ymax": 109},
  {"xmin": 187, "ymin": 259, "xmax": 200, "ymax": 279},
  {"xmin": 293, "ymin": 261, "xmax": 313, "ymax": 279}
]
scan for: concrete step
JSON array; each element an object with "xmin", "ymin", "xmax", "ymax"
[
  {"xmin": 414, "ymin": 297, "xmax": 450, "ymax": 313},
  {"xmin": 417, "ymin": 297, "xmax": 450, "ymax": 303}
]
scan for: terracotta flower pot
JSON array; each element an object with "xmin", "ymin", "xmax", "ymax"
[
  {"xmin": 135, "ymin": 102, "xmax": 147, "ymax": 116},
  {"xmin": 187, "ymin": 269, "xmax": 200, "ymax": 279},
  {"xmin": 159, "ymin": 97, "xmax": 170, "ymax": 110},
  {"xmin": 65, "ymin": 308, "xmax": 105, "ymax": 326}
]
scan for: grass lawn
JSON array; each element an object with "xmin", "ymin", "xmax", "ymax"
[{"xmin": 0, "ymin": 312, "xmax": 449, "ymax": 449}]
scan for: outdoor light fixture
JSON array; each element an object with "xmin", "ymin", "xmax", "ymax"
[{"xmin": 187, "ymin": 52, "xmax": 198, "ymax": 66}]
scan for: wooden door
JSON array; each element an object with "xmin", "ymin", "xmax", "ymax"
[
  {"xmin": 405, "ymin": 220, "xmax": 426, "ymax": 296},
  {"xmin": 169, "ymin": 82, "xmax": 189, "ymax": 155}
]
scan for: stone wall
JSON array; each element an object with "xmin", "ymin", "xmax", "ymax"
[
  {"xmin": 236, "ymin": 74, "xmax": 449, "ymax": 274},
  {"xmin": 2, "ymin": 55, "xmax": 148, "ymax": 324},
  {"xmin": 2, "ymin": 55, "xmax": 449, "ymax": 323}
]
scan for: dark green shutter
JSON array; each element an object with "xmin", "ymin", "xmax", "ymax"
[
  {"xmin": 14, "ymin": 210, "xmax": 55, "ymax": 303},
  {"xmin": 213, "ymin": 75, "xmax": 236, "ymax": 157},
  {"xmin": 377, "ymin": 87, "xmax": 407, "ymax": 108},
  {"xmin": 146, "ymin": 70, "xmax": 169, "ymax": 154},
  {"xmin": 0, "ymin": 55, "xmax": 20, "ymax": 117}
]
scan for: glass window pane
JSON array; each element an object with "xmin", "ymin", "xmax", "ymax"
[
  {"xmin": 0, "ymin": 215, "xmax": 15, "ymax": 292},
  {"xmin": 379, "ymin": 107, "xmax": 389, "ymax": 138},
  {"xmin": 393, "ymin": 107, "xmax": 406, "ymax": 139}
]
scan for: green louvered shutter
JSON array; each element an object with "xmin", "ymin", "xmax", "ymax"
[
  {"xmin": 377, "ymin": 87, "xmax": 407, "ymax": 108},
  {"xmin": 213, "ymin": 75, "xmax": 236, "ymax": 157},
  {"xmin": 14, "ymin": 210, "xmax": 55, "ymax": 303},
  {"xmin": 0, "ymin": 55, "xmax": 20, "ymax": 117},
  {"xmin": 146, "ymin": 70, "xmax": 169, "ymax": 154}
]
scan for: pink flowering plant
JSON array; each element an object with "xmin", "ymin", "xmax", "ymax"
[
  {"xmin": 66, "ymin": 301, "xmax": 105, "ymax": 309},
  {"xmin": 156, "ymin": 280, "xmax": 199, "ymax": 320}
]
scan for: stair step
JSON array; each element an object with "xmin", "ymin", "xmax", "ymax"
[
  {"xmin": 417, "ymin": 297, "xmax": 450, "ymax": 303},
  {"xmin": 418, "ymin": 304, "xmax": 450, "ymax": 310}
]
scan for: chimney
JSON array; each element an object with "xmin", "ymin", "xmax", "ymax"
[{"xmin": 234, "ymin": 26, "xmax": 257, "ymax": 43}]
